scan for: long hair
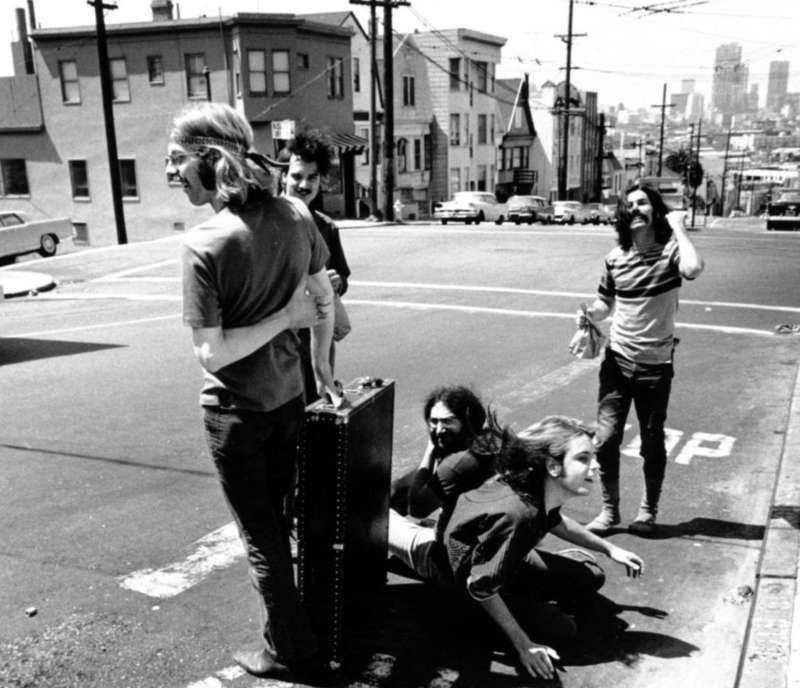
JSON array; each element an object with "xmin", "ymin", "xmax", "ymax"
[
  {"xmin": 423, "ymin": 385, "xmax": 487, "ymax": 445},
  {"xmin": 497, "ymin": 416, "xmax": 594, "ymax": 505},
  {"xmin": 169, "ymin": 102, "xmax": 269, "ymax": 210},
  {"xmin": 615, "ymin": 183, "xmax": 673, "ymax": 251}
]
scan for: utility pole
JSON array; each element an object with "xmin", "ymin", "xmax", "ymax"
[
  {"xmin": 686, "ymin": 123, "xmax": 694, "ymax": 211},
  {"xmin": 89, "ymin": 0, "xmax": 127, "ymax": 245},
  {"xmin": 651, "ymin": 84, "xmax": 674, "ymax": 177},
  {"xmin": 692, "ymin": 119, "xmax": 702, "ymax": 226},
  {"xmin": 351, "ymin": 0, "xmax": 408, "ymax": 221},
  {"xmin": 720, "ymin": 130, "xmax": 731, "ymax": 216},
  {"xmin": 555, "ymin": 0, "xmax": 585, "ymax": 201},
  {"xmin": 369, "ymin": 3, "xmax": 379, "ymax": 219}
]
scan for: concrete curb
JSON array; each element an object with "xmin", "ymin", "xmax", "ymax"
[
  {"xmin": 0, "ymin": 270, "xmax": 56, "ymax": 298},
  {"xmin": 738, "ymin": 363, "xmax": 800, "ymax": 687}
]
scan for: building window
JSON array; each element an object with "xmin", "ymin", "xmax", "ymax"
[
  {"xmin": 403, "ymin": 75, "xmax": 415, "ymax": 107},
  {"xmin": 490, "ymin": 114, "xmax": 495, "ymax": 142},
  {"xmin": 272, "ymin": 50, "xmax": 290, "ymax": 93},
  {"xmin": 248, "ymin": 50, "xmax": 267, "ymax": 93},
  {"xmin": 449, "ymin": 114, "xmax": 460, "ymax": 146},
  {"xmin": 185, "ymin": 53, "xmax": 207, "ymax": 99},
  {"xmin": 353, "ymin": 57, "xmax": 360, "ymax": 92},
  {"xmin": 327, "ymin": 57, "xmax": 344, "ymax": 99},
  {"xmin": 0, "ymin": 159, "xmax": 30, "ymax": 196},
  {"xmin": 110, "ymin": 58, "xmax": 130, "ymax": 102},
  {"xmin": 118, "ymin": 160, "xmax": 138, "ymax": 199},
  {"xmin": 233, "ymin": 45, "xmax": 241, "ymax": 97},
  {"xmin": 424, "ymin": 134, "xmax": 432, "ymax": 170},
  {"xmin": 449, "ymin": 58, "xmax": 460, "ymax": 90},
  {"xmin": 69, "ymin": 160, "xmax": 90, "ymax": 199},
  {"xmin": 297, "ymin": 53, "xmax": 309, "ymax": 70},
  {"xmin": 414, "ymin": 138, "xmax": 421, "ymax": 171},
  {"xmin": 463, "ymin": 114, "xmax": 470, "ymax": 150},
  {"xmin": 59, "ymin": 60, "xmax": 80, "ymax": 104},
  {"xmin": 477, "ymin": 62, "xmax": 488, "ymax": 92},
  {"xmin": 478, "ymin": 114, "xmax": 487, "ymax": 145},
  {"xmin": 397, "ymin": 139, "xmax": 407, "ymax": 173},
  {"xmin": 147, "ymin": 55, "xmax": 164, "ymax": 84}
]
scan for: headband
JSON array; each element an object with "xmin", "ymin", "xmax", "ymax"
[{"xmin": 171, "ymin": 135, "xmax": 289, "ymax": 170}]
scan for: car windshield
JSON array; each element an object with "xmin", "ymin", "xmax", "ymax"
[{"xmin": 777, "ymin": 193, "xmax": 800, "ymax": 203}]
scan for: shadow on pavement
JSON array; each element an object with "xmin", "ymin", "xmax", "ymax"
[
  {"xmin": 0, "ymin": 338, "xmax": 124, "ymax": 366},
  {"xmin": 590, "ymin": 516, "xmax": 765, "ymax": 542},
  {"xmin": 335, "ymin": 575, "xmax": 692, "ymax": 688}
]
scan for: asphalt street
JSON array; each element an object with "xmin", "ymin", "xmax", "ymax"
[{"xmin": 1, "ymin": 219, "xmax": 799, "ymax": 688}]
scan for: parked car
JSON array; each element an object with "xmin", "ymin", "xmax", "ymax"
[
  {"xmin": 434, "ymin": 192, "xmax": 508, "ymax": 225},
  {"xmin": 766, "ymin": 191, "xmax": 800, "ymax": 231},
  {"xmin": 553, "ymin": 201, "xmax": 590, "ymax": 225},
  {"xmin": 587, "ymin": 202, "xmax": 616, "ymax": 225},
  {"xmin": 507, "ymin": 195, "xmax": 555, "ymax": 225},
  {"xmin": 0, "ymin": 211, "xmax": 73, "ymax": 265}
]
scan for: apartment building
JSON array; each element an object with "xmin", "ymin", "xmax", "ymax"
[
  {"xmin": 0, "ymin": 2, "xmax": 361, "ymax": 245},
  {"xmin": 411, "ymin": 29, "xmax": 506, "ymax": 204}
]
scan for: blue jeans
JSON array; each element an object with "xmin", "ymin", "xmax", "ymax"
[
  {"xmin": 595, "ymin": 348, "xmax": 674, "ymax": 483},
  {"xmin": 203, "ymin": 395, "xmax": 316, "ymax": 665}
]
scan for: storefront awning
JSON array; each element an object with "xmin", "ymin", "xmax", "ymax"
[{"xmin": 331, "ymin": 133, "xmax": 368, "ymax": 155}]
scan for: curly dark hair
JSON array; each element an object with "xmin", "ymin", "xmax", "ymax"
[
  {"xmin": 615, "ymin": 183, "xmax": 673, "ymax": 251},
  {"xmin": 495, "ymin": 416, "xmax": 595, "ymax": 505},
  {"xmin": 423, "ymin": 385, "xmax": 487, "ymax": 443},
  {"xmin": 277, "ymin": 128, "xmax": 336, "ymax": 177}
]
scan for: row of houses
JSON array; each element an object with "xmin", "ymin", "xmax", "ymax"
[{"xmin": 0, "ymin": 1, "xmax": 606, "ymax": 246}]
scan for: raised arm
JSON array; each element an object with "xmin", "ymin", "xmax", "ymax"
[{"xmin": 668, "ymin": 212, "xmax": 704, "ymax": 280}]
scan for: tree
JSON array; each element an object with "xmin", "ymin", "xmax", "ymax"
[{"xmin": 664, "ymin": 148, "xmax": 704, "ymax": 191}]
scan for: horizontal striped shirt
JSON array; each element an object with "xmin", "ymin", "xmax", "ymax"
[{"xmin": 598, "ymin": 239, "xmax": 683, "ymax": 365}]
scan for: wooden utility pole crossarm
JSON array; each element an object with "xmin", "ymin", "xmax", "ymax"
[{"xmin": 88, "ymin": 0, "xmax": 127, "ymax": 245}]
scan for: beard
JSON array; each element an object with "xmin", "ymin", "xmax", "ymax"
[{"xmin": 430, "ymin": 427, "xmax": 469, "ymax": 456}]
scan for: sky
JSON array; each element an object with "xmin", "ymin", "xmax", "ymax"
[{"xmin": 1, "ymin": 0, "xmax": 798, "ymax": 112}]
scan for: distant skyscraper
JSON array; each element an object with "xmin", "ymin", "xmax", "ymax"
[
  {"xmin": 767, "ymin": 61, "xmax": 789, "ymax": 112},
  {"xmin": 686, "ymin": 92, "xmax": 704, "ymax": 121},
  {"xmin": 681, "ymin": 79, "xmax": 695, "ymax": 94},
  {"xmin": 712, "ymin": 43, "xmax": 748, "ymax": 121}
]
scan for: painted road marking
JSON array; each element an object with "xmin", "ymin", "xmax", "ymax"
[
  {"xmin": 93, "ymin": 258, "xmax": 179, "ymax": 282},
  {"xmin": 351, "ymin": 281, "xmax": 800, "ymax": 315},
  {"xmin": 345, "ymin": 299, "xmax": 776, "ymax": 337},
  {"xmin": 120, "ymin": 522, "xmax": 243, "ymax": 599},
  {"xmin": 7, "ymin": 314, "xmax": 180, "ymax": 339},
  {"xmin": 622, "ymin": 429, "xmax": 737, "ymax": 465}
]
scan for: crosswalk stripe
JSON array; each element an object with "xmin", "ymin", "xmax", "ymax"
[{"xmin": 119, "ymin": 522, "xmax": 242, "ymax": 599}]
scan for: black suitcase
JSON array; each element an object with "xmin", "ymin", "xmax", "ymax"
[{"xmin": 297, "ymin": 377, "xmax": 394, "ymax": 665}]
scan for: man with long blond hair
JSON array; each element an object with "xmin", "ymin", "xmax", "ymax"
[{"xmin": 167, "ymin": 102, "xmax": 338, "ymax": 681}]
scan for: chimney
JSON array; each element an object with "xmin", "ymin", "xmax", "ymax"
[
  {"xmin": 27, "ymin": 0, "xmax": 37, "ymax": 30},
  {"xmin": 15, "ymin": 8, "xmax": 35, "ymax": 75},
  {"xmin": 151, "ymin": 0, "xmax": 174, "ymax": 21}
]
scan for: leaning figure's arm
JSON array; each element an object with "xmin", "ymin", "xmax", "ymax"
[
  {"xmin": 191, "ymin": 279, "xmax": 321, "ymax": 373},
  {"xmin": 306, "ymin": 267, "xmax": 338, "ymax": 401}
]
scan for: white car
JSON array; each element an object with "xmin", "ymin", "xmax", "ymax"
[
  {"xmin": 553, "ymin": 201, "xmax": 590, "ymax": 225},
  {"xmin": 434, "ymin": 192, "xmax": 508, "ymax": 225},
  {"xmin": 0, "ymin": 211, "xmax": 74, "ymax": 265}
]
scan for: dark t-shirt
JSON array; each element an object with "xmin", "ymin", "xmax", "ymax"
[
  {"xmin": 181, "ymin": 195, "xmax": 328, "ymax": 412},
  {"xmin": 443, "ymin": 478, "xmax": 562, "ymax": 600}
]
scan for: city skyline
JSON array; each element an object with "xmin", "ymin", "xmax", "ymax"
[{"xmin": 1, "ymin": 0, "xmax": 798, "ymax": 113}]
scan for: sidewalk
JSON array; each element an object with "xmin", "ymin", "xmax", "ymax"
[{"xmin": 739, "ymin": 363, "xmax": 800, "ymax": 688}]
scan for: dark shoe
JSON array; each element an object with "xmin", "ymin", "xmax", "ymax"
[
  {"xmin": 233, "ymin": 649, "xmax": 289, "ymax": 679},
  {"xmin": 629, "ymin": 512, "xmax": 657, "ymax": 535},
  {"xmin": 289, "ymin": 656, "xmax": 337, "ymax": 686}
]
